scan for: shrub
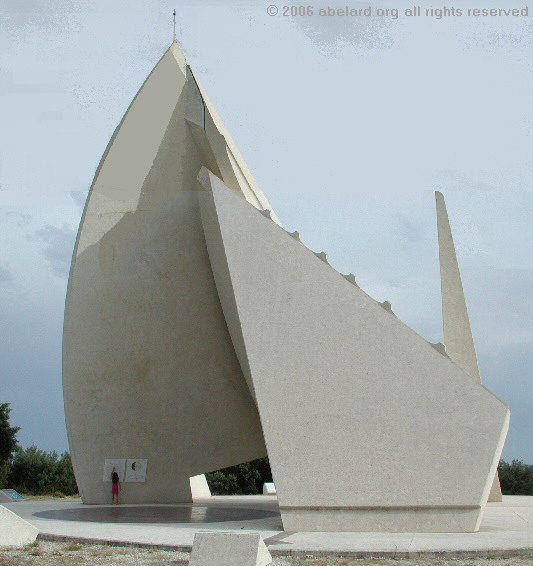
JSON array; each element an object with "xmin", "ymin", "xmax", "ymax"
[
  {"xmin": 206, "ymin": 457, "xmax": 272, "ymax": 495},
  {"xmin": 499, "ymin": 460, "xmax": 533, "ymax": 495},
  {"xmin": 0, "ymin": 403, "xmax": 19, "ymax": 465},
  {"xmin": 8, "ymin": 445, "xmax": 78, "ymax": 496},
  {"xmin": 0, "ymin": 460, "xmax": 10, "ymax": 489}
]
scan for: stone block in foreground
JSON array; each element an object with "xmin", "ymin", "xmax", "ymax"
[
  {"xmin": 189, "ymin": 532, "xmax": 272, "ymax": 566},
  {"xmin": 0, "ymin": 505, "xmax": 38, "ymax": 547}
]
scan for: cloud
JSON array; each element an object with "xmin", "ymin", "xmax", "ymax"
[
  {"xmin": 481, "ymin": 342, "xmax": 533, "ymax": 463},
  {"xmin": 70, "ymin": 191, "xmax": 87, "ymax": 209},
  {"xmin": 466, "ymin": 266, "xmax": 533, "ymax": 351},
  {"xmin": 0, "ymin": 264, "xmax": 12, "ymax": 285},
  {"xmin": 1, "ymin": 0, "xmax": 81, "ymax": 35},
  {"xmin": 395, "ymin": 215, "xmax": 425, "ymax": 245},
  {"xmin": 34, "ymin": 224, "xmax": 76, "ymax": 278},
  {"xmin": 288, "ymin": 2, "xmax": 396, "ymax": 55},
  {"xmin": 5, "ymin": 211, "xmax": 32, "ymax": 227}
]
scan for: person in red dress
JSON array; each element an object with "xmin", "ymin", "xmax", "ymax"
[{"xmin": 111, "ymin": 468, "xmax": 121, "ymax": 504}]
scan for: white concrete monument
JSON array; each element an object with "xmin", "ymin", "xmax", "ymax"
[{"xmin": 63, "ymin": 42, "xmax": 509, "ymax": 532}]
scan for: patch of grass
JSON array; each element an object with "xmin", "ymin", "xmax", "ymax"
[
  {"xmin": 23, "ymin": 540, "xmax": 42, "ymax": 556},
  {"xmin": 0, "ymin": 559, "xmax": 32, "ymax": 566},
  {"xmin": 25, "ymin": 541, "xmax": 39, "ymax": 549},
  {"xmin": 152, "ymin": 551, "xmax": 185, "ymax": 561},
  {"xmin": 64, "ymin": 542, "xmax": 83, "ymax": 551},
  {"xmin": 115, "ymin": 547, "xmax": 135, "ymax": 555},
  {"xmin": 90, "ymin": 547, "xmax": 114, "ymax": 557}
]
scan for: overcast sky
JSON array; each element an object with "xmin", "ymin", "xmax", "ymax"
[{"xmin": 0, "ymin": 0, "xmax": 532, "ymax": 464}]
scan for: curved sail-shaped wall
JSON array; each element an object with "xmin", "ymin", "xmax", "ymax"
[{"xmin": 63, "ymin": 42, "xmax": 274, "ymax": 504}]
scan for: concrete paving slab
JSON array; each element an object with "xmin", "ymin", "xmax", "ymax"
[{"xmin": 4, "ymin": 495, "xmax": 533, "ymax": 558}]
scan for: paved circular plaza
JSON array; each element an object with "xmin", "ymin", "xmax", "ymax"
[{"xmin": 4, "ymin": 495, "xmax": 533, "ymax": 558}]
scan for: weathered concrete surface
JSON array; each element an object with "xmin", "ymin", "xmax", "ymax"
[
  {"xmin": 0, "ymin": 505, "xmax": 38, "ymax": 547},
  {"xmin": 190, "ymin": 532, "xmax": 272, "ymax": 566},
  {"xmin": 199, "ymin": 170, "xmax": 509, "ymax": 532}
]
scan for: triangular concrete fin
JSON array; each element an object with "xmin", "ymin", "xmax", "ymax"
[
  {"xmin": 200, "ymin": 176, "xmax": 509, "ymax": 532},
  {"xmin": 436, "ymin": 191, "xmax": 503, "ymax": 501},
  {"xmin": 185, "ymin": 119, "xmax": 223, "ymax": 180},
  {"xmin": 188, "ymin": 67, "xmax": 281, "ymax": 225},
  {"xmin": 488, "ymin": 472, "xmax": 503, "ymax": 501},
  {"xmin": 0, "ymin": 505, "xmax": 38, "ymax": 547},
  {"xmin": 185, "ymin": 69, "xmax": 281, "ymax": 225},
  {"xmin": 198, "ymin": 168, "xmax": 258, "ymax": 404},
  {"xmin": 435, "ymin": 191, "xmax": 481, "ymax": 382},
  {"xmin": 256, "ymin": 536, "xmax": 273, "ymax": 566}
]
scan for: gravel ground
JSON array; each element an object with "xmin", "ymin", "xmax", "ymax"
[{"xmin": 2, "ymin": 541, "xmax": 533, "ymax": 566}]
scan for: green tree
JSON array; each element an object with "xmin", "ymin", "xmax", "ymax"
[
  {"xmin": 8, "ymin": 445, "xmax": 78, "ymax": 496},
  {"xmin": 207, "ymin": 471, "xmax": 241, "ymax": 495},
  {"xmin": 56, "ymin": 452, "xmax": 78, "ymax": 495},
  {"xmin": 498, "ymin": 460, "xmax": 533, "ymax": 495},
  {"xmin": 0, "ymin": 403, "xmax": 20, "ymax": 464},
  {"xmin": 0, "ymin": 461, "xmax": 10, "ymax": 489},
  {"xmin": 206, "ymin": 457, "xmax": 272, "ymax": 495},
  {"xmin": 0, "ymin": 403, "xmax": 19, "ymax": 489}
]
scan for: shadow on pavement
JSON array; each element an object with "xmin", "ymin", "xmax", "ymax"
[{"xmin": 33, "ymin": 505, "xmax": 281, "ymax": 524}]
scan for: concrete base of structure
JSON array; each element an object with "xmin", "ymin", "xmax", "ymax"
[{"xmin": 279, "ymin": 506, "xmax": 482, "ymax": 533}]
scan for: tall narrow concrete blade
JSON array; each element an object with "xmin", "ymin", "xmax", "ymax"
[
  {"xmin": 435, "ymin": 191, "xmax": 502, "ymax": 501},
  {"xmin": 435, "ymin": 191, "xmax": 481, "ymax": 383}
]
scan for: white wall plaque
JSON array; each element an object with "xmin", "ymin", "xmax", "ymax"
[
  {"xmin": 124, "ymin": 459, "xmax": 148, "ymax": 482},
  {"xmin": 103, "ymin": 459, "xmax": 126, "ymax": 482}
]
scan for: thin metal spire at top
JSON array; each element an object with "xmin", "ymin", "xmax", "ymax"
[{"xmin": 173, "ymin": 9, "xmax": 177, "ymax": 42}]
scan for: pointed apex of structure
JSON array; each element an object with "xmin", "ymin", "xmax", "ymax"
[{"xmin": 168, "ymin": 40, "xmax": 187, "ymax": 73}]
